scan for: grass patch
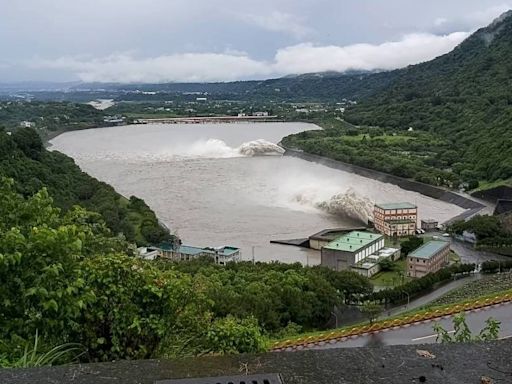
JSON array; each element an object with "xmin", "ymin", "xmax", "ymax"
[
  {"xmin": 471, "ymin": 178, "xmax": 512, "ymax": 193},
  {"xmin": 428, "ymin": 273, "xmax": 512, "ymax": 307},
  {"xmin": 370, "ymin": 259, "xmax": 411, "ymax": 287},
  {"xmin": 448, "ymin": 251, "xmax": 460, "ymax": 264}
]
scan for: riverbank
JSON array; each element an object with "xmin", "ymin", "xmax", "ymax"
[{"xmin": 281, "ymin": 146, "xmax": 486, "ymax": 220}]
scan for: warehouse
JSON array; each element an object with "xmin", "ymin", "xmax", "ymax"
[{"xmin": 321, "ymin": 231, "xmax": 384, "ymax": 272}]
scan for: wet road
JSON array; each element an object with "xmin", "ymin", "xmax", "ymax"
[
  {"xmin": 310, "ymin": 301, "xmax": 512, "ymax": 350},
  {"xmin": 449, "ymin": 239, "xmax": 509, "ymax": 264}
]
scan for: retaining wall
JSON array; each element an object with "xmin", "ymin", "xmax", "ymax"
[{"xmin": 283, "ymin": 147, "xmax": 485, "ymax": 213}]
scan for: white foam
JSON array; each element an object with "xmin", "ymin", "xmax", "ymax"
[{"xmin": 60, "ymin": 138, "xmax": 284, "ymax": 162}]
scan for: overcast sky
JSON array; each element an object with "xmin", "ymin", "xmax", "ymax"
[{"xmin": 0, "ymin": 0, "xmax": 510, "ymax": 83}]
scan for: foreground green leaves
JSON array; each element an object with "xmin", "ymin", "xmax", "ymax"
[{"xmin": 0, "ymin": 178, "xmax": 374, "ymax": 365}]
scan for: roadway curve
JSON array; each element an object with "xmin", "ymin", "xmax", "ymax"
[{"xmin": 306, "ymin": 301, "xmax": 512, "ymax": 350}]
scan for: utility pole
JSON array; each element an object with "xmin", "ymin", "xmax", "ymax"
[{"xmin": 251, "ymin": 246, "xmax": 255, "ymax": 264}]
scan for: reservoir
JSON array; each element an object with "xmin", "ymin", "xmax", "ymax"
[{"xmin": 50, "ymin": 122, "xmax": 464, "ymax": 264}]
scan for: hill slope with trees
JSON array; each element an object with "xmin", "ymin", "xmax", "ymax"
[
  {"xmin": 284, "ymin": 11, "xmax": 512, "ymax": 189},
  {"xmin": 0, "ymin": 127, "xmax": 172, "ymax": 246}
]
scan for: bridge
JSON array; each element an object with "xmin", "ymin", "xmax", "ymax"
[{"xmin": 135, "ymin": 115, "xmax": 281, "ymax": 124}]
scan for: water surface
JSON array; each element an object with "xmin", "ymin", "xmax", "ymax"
[{"xmin": 50, "ymin": 123, "xmax": 464, "ymax": 264}]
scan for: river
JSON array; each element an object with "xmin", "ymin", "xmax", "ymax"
[{"xmin": 50, "ymin": 122, "xmax": 464, "ymax": 264}]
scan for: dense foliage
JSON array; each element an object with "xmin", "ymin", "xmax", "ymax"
[
  {"xmin": 0, "ymin": 180, "xmax": 264, "ymax": 364},
  {"xmin": 282, "ymin": 123, "xmax": 464, "ymax": 188},
  {"xmin": 449, "ymin": 215, "xmax": 512, "ymax": 250},
  {"xmin": 0, "ymin": 101, "xmax": 103, "ymax": 138},
  {"xmin": 0, "ymin": 127, "xmax": 172, "ymax": 246},
  {"xmin": 0, "ymin": 180, "xmax": 376, "ymax": 365},
  {"xmin": 400, "ymin": 237, "xmax": 425, "ymax": 257},
  {"xmin": 165, "ymin": 258, "xmax": 372, "ymax": 331},
  {"xmin": 481, "ymin": 260, "xmax": 512, "ymax": 273}
]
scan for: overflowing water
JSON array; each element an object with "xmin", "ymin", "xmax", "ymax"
[{"xmin": 50, "ymin": 122, "xmax": 465, "ymax": 264}]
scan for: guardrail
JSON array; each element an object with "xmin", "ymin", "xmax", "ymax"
[{"xmin": 271, "ymin": 291, "xmax": 512, "ymax": 351}]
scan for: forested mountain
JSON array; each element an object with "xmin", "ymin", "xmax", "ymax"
[
  {"xmin": 0, "ymin": 127, "xmax": 172, "ymax": 246},
  {"xmin": 345, "ymin": 11, "xmax": 512, "ymax": 183},
  {"xmin": 70, "ymin": 71, "xmax": 397, "ymax": 102},
  {"xmin": 286, "ymin": 11, "xmax": 512, "ymax": 187}
]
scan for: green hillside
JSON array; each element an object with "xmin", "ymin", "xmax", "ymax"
[
  {"xmin": 284, "ymin": 11, "xmax": 512, "ymax": 188},
  {"xmin": 0, "ymin": 127, "xmax": 173, "ymax": 246}
]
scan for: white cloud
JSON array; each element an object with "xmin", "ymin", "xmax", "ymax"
[
  {"xmin": 29, "ymin": 31, "xmax": 469, "ymax": 82},
  {"xmin": 431, "ymin": 4, "xmax": 511, "ymax": 33},
  {"xmin": 468, "ymin": 4, "xmax": 512, "ymax": 26},
  {"xmin": 272, "ymin": 32, "xmax": 469, "ymax": 74},
  {"xmin": 237, "ymin": 11, "xmax": 313, "ymax": 38},
  {"xmin": 29, "ymin": 53, "xmax": 273, "ymax": 83}
]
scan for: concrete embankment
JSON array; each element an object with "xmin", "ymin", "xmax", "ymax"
[{"xmin": 282, "ymin": 147, "xmax": 485, "ymax": 216}]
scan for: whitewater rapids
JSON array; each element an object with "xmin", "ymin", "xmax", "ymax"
[
  {"xmin": 63, "ymin": 138, "xmax": 285, "ymax": 162},
  {"xmin": 291, "ymin": 187, "xmax": 374, "ymax": 223},
  {"xmin": 50, "ymin": 122, "xmax": 465, "ymax": 264},
  {"xmin": 187, "ymin": 138, "xmax": 285, "ymax": 158}
]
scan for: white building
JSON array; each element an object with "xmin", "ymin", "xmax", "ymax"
[
  {"xmin": 137, "ymin": 246, "xmax": 160, "ymax": 261},
  {"xmin": 20, "ymin": 121, "xmax": 35, "ymax": 128}
]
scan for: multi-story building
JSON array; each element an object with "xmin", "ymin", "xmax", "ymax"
[
  {"xmin": 407, "ymin": 240, "xmax": 450, "ymax": 278},
  {"xmin": 373, "ymin": 202, "xmax": 417, "ymax": 237}
]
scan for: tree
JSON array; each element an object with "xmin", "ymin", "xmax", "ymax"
[
  {"xmin": 204, "ymin": 316, "xmax": 266, "ymax": 354},
  {"xmin": 12, "ymin": 127, "xmax": 43, "ymax": 160},
  {"xmin": 401, "ymin": 237, "xmax": 424, "ymax": 257},
  {"xmin": 378, "ymin": 258, "xmax": 395, "ymax": 272},
  {"xmin": 361, "ymin": 302, "xmax": 383, "ymax": 325}
]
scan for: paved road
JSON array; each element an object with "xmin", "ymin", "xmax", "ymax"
[
  {"xmin": 381, "ymin": 274, "xmax": 482, "ymax": 319},
  {"xmin": 449, "ymin": 238, "xmax": 509, "ymax": 264},
  {"xmin": 311, "ymin": 302, "xmax": 512, "ymax": 350}
]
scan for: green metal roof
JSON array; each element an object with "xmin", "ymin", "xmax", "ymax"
[
  {"xmin": 375, "ymin": 202, "xmax": 417, "ymax": 210},
  {"xmin": 176, "ymin": 245, "xmax": 205, "ymax": 256},
  {"xmin": 156, "ymin": 243, "xmax": 240, "ymax": 257},
  {"xmin": 324, "ymin": 231, "xmax": 383, "ymax": 253},
  {"xmin": 409, "ymin": 240, "xmax": 449, "ymax": 259}
]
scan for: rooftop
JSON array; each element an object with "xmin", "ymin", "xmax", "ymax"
[
  {"xmin": 203, "ymin": 246, "xmax": 240, "ymax": 257},
  {"xmin": 409, "ymin": 240, "xmax": 449, "ymax": 259},
  {"xmin": 157, "ymin": 244, "xmax": 240, "ymax": 257},
  {"xmin": 309, "ymin": 227, "xmax": 367, "ymax": 241},
  {"xmin": 421, "ymin": 218, "xmax": 439, "ymax": 224},
  {"xmin": 375, "ymin": 202, "xmax": 417, "ymax": 210},
  {"xmin": 176, "ymin": 245, "xmax": 206, "ymax": 256},
  {"xmin": 324, "ymin": 231, "xmax": 383, "ymax": 253}
]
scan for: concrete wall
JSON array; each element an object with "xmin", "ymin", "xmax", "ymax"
[
  {"xmin": 321, "ymin": 249, "xmax": 355, "ymax": 271},
  {"xmin": 283, "ymin": 147, "xmax": 485, "ymax": 211}
]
